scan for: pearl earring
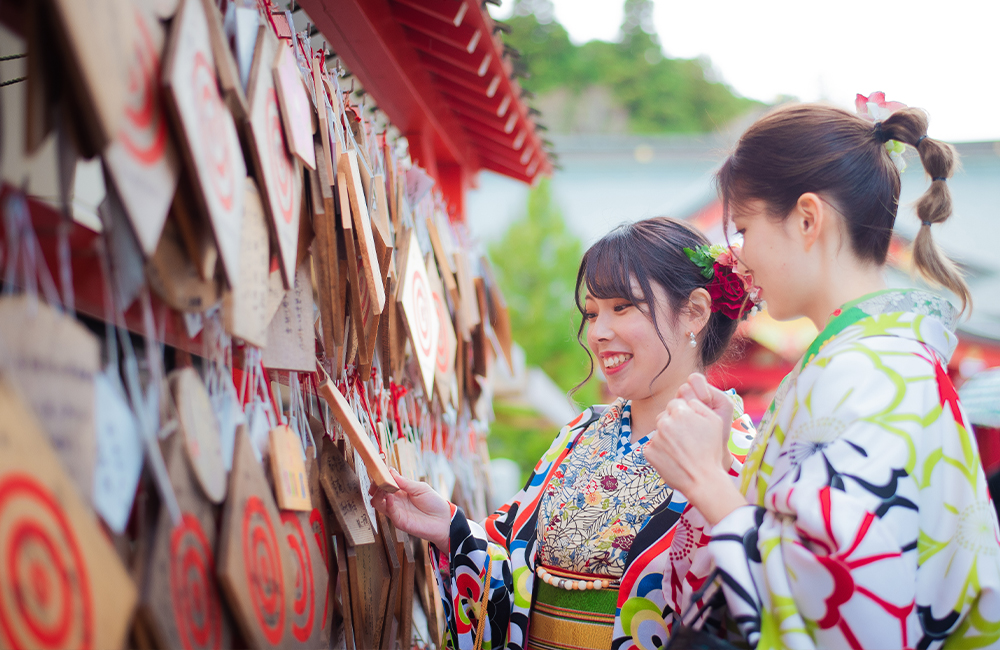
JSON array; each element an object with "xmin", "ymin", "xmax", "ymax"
[{"xmin": 688, "ymin": 331, "xmax": 697, "ymax": 348}]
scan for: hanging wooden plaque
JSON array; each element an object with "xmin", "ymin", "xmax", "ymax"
[
  {"xmin": 347, "ymin": 530, "xmax": 390, "ymax": 650},
  {"xmin": 268, "ymin": 424, "xmax": 311, "ymax": 511},
  {"xmin": 272, "ymin": 45, "xmax": 316, "ymax": 170},
  {"xmin": 147, "ymin": 215, "xmax": 223, "ymax": 312},
  {"xmin": 426, "ymin": 216, "xmax": 457, "ymax": 294},
  {"xmin": 280, "ymin": 509, "xmax": 329, "ymax": 648},
  {"xmin": 201, "ymin": 0, "xmax": 248, "ymax": 121},
  {"xmin": 104, "ymin": 4, "xmax": 180, "ymax": 258},
  {"xmin": 339, "ymin": 150, "xmax": 385, "ymax": 314},
  {"xmin": 318, "ymin": 440, "xmax": 376, "ymax": 547},
  {"xmin": 170, "ymin": 367, "xmax": 227, "ymax": 504},
  {"xmin": 171, "ymin": 173, "xmax": 220, "ymax": 281},
  {"xmin": 377, "ymin": 513, "xmax": 402, "ymax": 650},
  {"xmin": 0, "ymin": 377, "xmax": 137, "ymax": 650},
  {"xmin": 316, "ymin": 366, "xmax": 398, "ymax": 493},
  {"xmin": 141, "ymin": 433, "xmax": 234, "ymax": 650},
  {"xmin": 247, "ymin": 26, "xmax": 303, "ymax": 291},
  {"xmin": 48, "ymin": 0, "xmax": 130, "ymax": 152},
  {"xmin": 308, "ymin": 165, "xmax": 335, "ymax": 357},
  {"xmin": 311, "ymin": 57, "xmax": 335, "ymax": 187},
  {"xmin": 396, "ymin": 530, "xmax": 416, "ymax": 650},
  {"xmin": 337, "ymin": 170, "xmax": 368, "ymax": 368},
  {"xmin": 0, "ymin": 295, "xmax": 99, "ymax": 502},
  {"xmin": 218, "ymin": 428, "xmax": 296, "ymax": 649},
  {"xmin": 454, "ymin": 249, "xmax": 481, "ymax": 337},
  {"xmin": 305, "ymin": 452, "xmax": 334, "ymax": 643},
  {"xmin": 224, "ymin": 178, "xmax": 270, "ymax": 347},
  {"xmin": 398, "ymin": 232, "xmax": 440, "ymax": 396},
  {"xmin": 332, "ymin": 534, "xmax": 355, "ymax": 650},
  {"xmin": 426, "ymin": 255, "xmax": 457, "ymax": 407},
  {"xmin": 371, "ymin": 174, "xmax": 393, "ymax": 282},
  {"xmin": 262, "ymin": 259, "xmax": 315, "ymax": 373},
  {"xmin": 162, "ymin": 0, "xmax": 246, "ymax": 288}
]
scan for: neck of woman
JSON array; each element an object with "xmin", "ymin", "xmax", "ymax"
[
  {"xmin": 626, "ymin": 374, "xmax": 689, "ymax": 444},
  {"xmin": 805, "ymin": 262, "xmax": 887, "ymax": 330}
]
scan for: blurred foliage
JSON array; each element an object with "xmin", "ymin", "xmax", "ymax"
[
  {"xmin": 486, "ymin": 179, "xmax": 603, "ymax": 473},
  {"xmin": 505, "ymin": 0, "xmax": 759, "ymax": 133}
]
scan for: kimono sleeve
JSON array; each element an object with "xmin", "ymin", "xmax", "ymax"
[
  {"xmin": 706, "ymin": 340, "xmax": 985, "ymax": 649},
  {"xmin": 432, "ymin": 409, "xmax": 594, "ymax": 650}
]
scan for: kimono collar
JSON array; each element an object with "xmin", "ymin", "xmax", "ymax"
[{"xmin": 801, "ymin": 288, "xmax": 959, "ymax": 369}]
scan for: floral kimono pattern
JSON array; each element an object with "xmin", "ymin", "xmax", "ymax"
[
  {"xmin": 661, "ymin": 289, "xmax": 1000, "ymax": 649},
  {"xmin": 434, "ymin": 397, "xmax": 756, "ymax": 650}
]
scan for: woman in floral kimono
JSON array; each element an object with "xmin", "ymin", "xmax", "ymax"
[
  {"xmin": 371, "ymin": 217, "xmax": 762, "ymax": 650},
  {"xmin": 645, "ymin": 98, "xmax": 1000, "ymax": 649}
]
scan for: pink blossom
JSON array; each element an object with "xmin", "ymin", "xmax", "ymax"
[{"xmin": 855, "ymin": 91, "xmax": 907, "ymax": 122}]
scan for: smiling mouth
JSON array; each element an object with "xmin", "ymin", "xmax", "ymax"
[{"xmin": 602, "ymin": 354, "xmax": 632, "ymax": 373}]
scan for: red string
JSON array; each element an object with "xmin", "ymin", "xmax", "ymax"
[
  {"xmin": 389, "ymin": 383, "xmax": 409, "ymax": 440},
  {"xmin": 352, "ymin": 376, "xmax": 384, "ymax": 456}
]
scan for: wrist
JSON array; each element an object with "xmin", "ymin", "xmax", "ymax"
[{"xmin": 686, "ymin": 466, "xmax": 746, "ymax": 527}]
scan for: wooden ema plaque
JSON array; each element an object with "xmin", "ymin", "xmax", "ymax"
[
  {"xmin": 268, "ymin": 425, "xmax": 311, "ymax": 511},
  {"xmin": 398, "ymin": 231, "xmax": 441, "ymax": 396},
  {"xmin": 171, "ymin": 173, "xmax": 220, "ymax": 282},
  {"xmin": 339, "ymin": 151, "xmax": 385, "ymax": 314},
  {"xmin": 316, "ymin": 366, "xmax": 398, "ymax": 493},
  {"xmin": 218, "ymin": 429, "xmax": 297, "ymax": 649},
  {"xmin": 426, "ymin": 216, "xmax": 457, "ymax": 294},
  {"xmin": 306, "ymin": 452, "xmax": 334, "ymax": 643},
  {"xmin": 272, "ymin": 45, "xmax": 316, "ymax": 170},
  {"xmin": 103, "ymin": 3, "xmax": 180, "ymax": 258},
  {"xmin": 279, "ymin": 509, "xmax": 328, "ymax": 648},
  {"xmin": 332, "ymin": 534, "xmax": 354, "ymax": 650},
  {"xmin": 162, "ymin": 0, "xmax": 246, "ymax": 289},
  {"xmin": 48, "ymin": 0, "xmax": 130, "ymax": 152},
  {"xmin": 336, "ymin": 171, "xmax": 370, "ymax": 369},
  {"xmin": 345, "ymin": 532, "xmax": 389, "ymax": 650},
  {"xmin": 311, "ymin": 57, "xmax": 335, "ymax": 188},
  {"xmin": 224, "ymin": 178, "xmax": 270, "ymax": 347},
  {"xmin": 169, "ymin": 367, "xmax": 227, "ymax": 504},
  {"xmin": 0, "ymin": 378, "xmax": 137, "ymax": 650},
  {"xmin": 377, "ymin": 513, "xmax": 402, "ymax": 650},
  {"xmin": 201, "ymin": 0, "xmax": 248, "ymax": 122},
  {"xmin": 371, "ymin": 174, "xmax": 393, "ymax": 284},
  {"xmin": 396, "ymin": 530, "xmax": 416, "ymax": 650},
  {"xmin": 141, "ymin": 433, "xmax": 233, "ymax": 650},
  {"xmin": 308, "ymin": 162, "xmax": 338, "ymax": 358},
  {"xmin": 426, "ymin": 255, "xmax": 458, "ymax": 407},
  {"xmin": 147, "ymin": 215, "xmax": 223, "ymax": 312},
  {"xmin": 318, "ymin": 439, "xmax": 375, "ymax": 547},
  {"xmin": 0, "ymin": 296, "xmax": 99, "ymax": 503},
  {"xmin": 262, "ymin": 259, "xmax": 315, "ymax": 373},
  {"xmin": 247, "ymin": 26, "xmax": 303, "ymax": 291}
]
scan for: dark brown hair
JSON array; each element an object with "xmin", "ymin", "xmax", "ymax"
[
  {"xmin": 573, "ymin": 217, "xmax": 739, "ymax": 393},
  {"xmin": 717, "ymin": 103, "xmax": 970, "ymax": 311}
]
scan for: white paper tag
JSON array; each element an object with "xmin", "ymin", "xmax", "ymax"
[
  {"xmin": 354, "ymin": 447, "xmax": 378, "ymax": 535},
  {"xmin": 247, "ymin": 401, "xmax": 271, "ymax": 461},
  {"xmin": 92, "ymin": 370, "xmax": 143, "ymax": 534},
  {"xmin": 183, "ymin": 311, "xmax": 204, "ymax": 339},
  {"xmin": 212, "ymin": 379, "xmax": 245, "ymax": 472}
]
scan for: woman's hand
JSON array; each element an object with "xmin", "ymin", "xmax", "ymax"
[
  {"xmin": 676, "ymin": 373, "xmax": 735, "ymax": 471},
  {"xmin": 370, "ymin": 468, "xmax": 452, "ymax": 551},
  {"xmin": 645, "ymin": 397, "xmax": 747, "ymax": 526}
]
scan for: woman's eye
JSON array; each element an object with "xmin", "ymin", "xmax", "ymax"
[
  {"xmin": 583, "ymin": 311, "xmax": 597, "ymax": 321},
  {"xmin": 613, "ymin": 303, "xmax": 632, "ymax": 312},
  {"xmin": 736, "ymin": 228, "xmax": 746, "ymax": 236}
]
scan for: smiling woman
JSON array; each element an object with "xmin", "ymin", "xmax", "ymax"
[{"xmin": 371, "ymin": 216, "xmax": 761, "ymax": 650}]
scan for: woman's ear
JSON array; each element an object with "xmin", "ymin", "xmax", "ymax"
[
  {"xmin": 686, "ymin": 287, "xmax": 712, "ymax": 335},
  {"xmin": 794, "ymin": 192, "xmax": 826, "ymax": 252}
]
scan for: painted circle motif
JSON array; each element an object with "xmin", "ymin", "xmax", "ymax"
[
  {"xmin": 169, "ymin": 513, "xmax": 223, "ymax": 650},
  {"xmin": 192, "ymin": 51, "xmax": 236, "ymax": 212},
  {"xmin": 307, "ymin": 509, "xmax": 329, "ymax": 629},
  {"xmin": 433, "ymin": 292, "xmax": 450, "ymax": 374},
  {"xmin": 241, "ymin": 497, "xmax": 284, "ymax": 645},
  {"xmin": 266, "ymin": 89, "xmax": 295, "ymax": 225},
  {"xmin": 0, "ymin": 474, "xmax": 93, "ymax": 650},
  {"xmin": 412, "ymin": 271, "xmax": 434, "ymax": 357},
  {"xmin": 120, "ymin": 9, "xmax": 167, "ymax": 165},
  {"xmin": 280, "ymin": 513, "xmax": 314, "ymax": 642}
]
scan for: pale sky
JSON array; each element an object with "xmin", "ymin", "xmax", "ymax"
[{"xmin": 492, "ymin": 0, "xmax": 1000, "ymax": 143}]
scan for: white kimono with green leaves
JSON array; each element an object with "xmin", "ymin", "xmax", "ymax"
[{"xmin": 664, "ymin": 290, "xmax": 1000, "ymax": 649}]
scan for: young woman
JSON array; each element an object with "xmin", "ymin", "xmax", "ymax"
[
  {"xmin": 646, "ymin": 102, "xmax": 1000, "ymax": 649},
  {"xmin": 370, "ymin": 217, "xmax": 761, "ymax": 650}
]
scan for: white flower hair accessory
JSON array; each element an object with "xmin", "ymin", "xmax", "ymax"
[{"xmin": 856, "ymin": 91, "xmax": 909, "ymax": 172}]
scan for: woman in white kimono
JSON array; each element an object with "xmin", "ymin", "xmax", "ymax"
[{"xmin": 644, "ymin": 99, "xmax": 1000, "ymax": 649}]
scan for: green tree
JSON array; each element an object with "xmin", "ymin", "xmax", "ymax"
[
  {"xmin": 503, "ymin": 1, "xmax": 759, "ymax": 133},
  {"xmin": 486, "ymin": 179, "xmax": 601, "ymax": 475}
]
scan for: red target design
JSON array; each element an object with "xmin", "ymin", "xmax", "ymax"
[
  {"xmin": 266, "ymin": 89, "xmax": 295, "ymax": 225},
  {"xmin": 412, "ymin": 271, "xmax": 433, "ymax": 357},
  {"xmin": 120, "ymin": 9, "xmax": 167, "ymax": 165},
  {"xmin": 308, "ymin": 509, "xmax": 329, "ymax": 629},
  {"xmin": 192, "ymin": 51, "xmax": 236, "ymax": 212},
  {"xmin": 0, "ymin": 473, "xmax": 93, "ymax": 650},
  {"xmin": 280, "ymin": 513, "xmax": 314, "ymax": 642},
  {"xmin": 169, "ymin": 514, "xmax": 223, "ymax": 650},
  {"xmin": 241, "ymin": 497, "xmax": 285, "ymax": 645},
  {"xmin": 433, "ymin": 291, "xmax": 450, "ymax": 374}
]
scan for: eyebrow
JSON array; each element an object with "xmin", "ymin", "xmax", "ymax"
[{"xmin": 584, "ymin": 293, "xmax": 594, "ymax": 301}]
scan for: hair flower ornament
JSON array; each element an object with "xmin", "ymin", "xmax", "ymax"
[
  {"xmin": 856, "ymin": 91, "xmax": 909, "ymax": 172},
  {"xmin": 683, "ymin": 243, "xmax": 765, "ymax": 320}
]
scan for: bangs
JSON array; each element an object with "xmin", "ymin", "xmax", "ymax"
[{"xmin": 578, "ymin": 226, "xmax": 647, "ymax": 307}]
